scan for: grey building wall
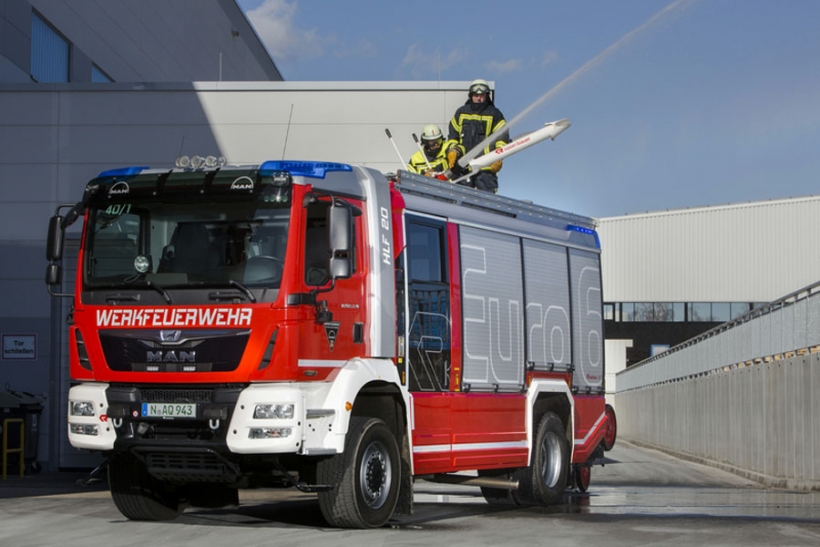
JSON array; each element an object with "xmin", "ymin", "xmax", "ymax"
[
  {"xmin": 615, "ymin": 353, "xmax": 820, "ymax": 491},
  {"xmin": 614, "ymin": 282, "xmax": 820, "ymax": 491},
  {"xmin": 0, "ymin": 0, "xmax": 282, "ymax": 83}
]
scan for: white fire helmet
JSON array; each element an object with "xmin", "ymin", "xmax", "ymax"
[
  {"xmin": 421, "ymin": 124, "xmax": 443, "ymax": 142},
  {"xmin": 468, "ymin": 79, "xmax": 490, "ymax": 96}
]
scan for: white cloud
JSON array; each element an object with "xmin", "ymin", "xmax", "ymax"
[
  {"xmin": 332, "ymin": 38, "xmax": 378, "ymax": 60},
  {"xmin": 401, "ymin": 45, "xmax": 469, "ymax": 78},
  {"xmin": 244, "ymin": 0, "xmax": 324, "ymax": 61},
  {"xmin": 541, "ymin": 50, "xmax": 559, "ymax": 67},
  {"xmin": 484, "ymin": 58, "xmax": 522, "ymax": 75}
]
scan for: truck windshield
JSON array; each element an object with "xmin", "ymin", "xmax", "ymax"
[{"xmin": 84, "ymin": 199, "xmax": 290, "ymax": 289}]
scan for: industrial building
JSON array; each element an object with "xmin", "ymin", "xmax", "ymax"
[
  {"xmin": 598, "ymin": 196, "xmax": 820, "ymax": 378},
  {"xmin": 2, "ymin": 0, "xmax": 818, "ymax": 472}
]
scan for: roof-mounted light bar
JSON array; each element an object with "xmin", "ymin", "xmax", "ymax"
[
  {"xmin": 259, "ymin": 161, "xmax": 352, "ymax": 179},
  {"xmin": 96, "ymin": 166, "xmax": 149, "ymax": 178},
  {"xmin": 566, "ymin": 224, "xmax": 600, "ymax": 248}
]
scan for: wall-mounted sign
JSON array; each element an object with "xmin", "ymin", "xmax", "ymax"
[{"xmin": 2, "ymin": 334, "xmax": 37, "ymax": 360}]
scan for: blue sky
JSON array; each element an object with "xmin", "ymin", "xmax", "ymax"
[{"xmin": 237, "ymin": 0, "xmax": 820, "ymax": 218}]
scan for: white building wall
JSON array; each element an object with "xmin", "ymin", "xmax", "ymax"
[
  {"xmin": 604, "ymin": 338, "xmax": 631, "ymax": 407},
  {"xmin": 1, "ymin": 81, "xmax": 467, "ymax": 242},
  {"xmin": 598, "ymin": 197, "xmax": 820, "ymax": 303}
]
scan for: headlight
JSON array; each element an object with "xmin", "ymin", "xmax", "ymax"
[
  {"xmin": 253, "ymin": 403, "xmax": 295, "ymax": 420},
  {"xmin": 70, "ymin": 400, "xmax": 96, "ymax": 417}
]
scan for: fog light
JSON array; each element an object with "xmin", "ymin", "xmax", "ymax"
[
  {"xmin": 253, "ymin": 403, "xmax": 295, "ymax": 420},
  {"xmin": 70, "ymin": 423, "xmax": 99, "ymax": 436},
  {"xmin": 70, "ymin": 401, "xmax": 96, "ymax": 417},
  {"xmin": 249, "ymin": 427, "xmax": 292, "ymax": 439}
]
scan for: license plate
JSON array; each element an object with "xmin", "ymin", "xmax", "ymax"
[{"xmin": 141, "ymin": 402, "xmax": 196, "ymax": 419}]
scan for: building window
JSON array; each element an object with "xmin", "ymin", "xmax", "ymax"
[
  {"xmin": 608, "ymin": 302, "xmax": 748, "ymax": 323},
  {"xmin": 711, "ymin": 302, "xmax": 730, "ymax": 322},
  {"xmin": 633, "ymin": 302, "xmax": 653, "ymax": 321},
  {"xmin": 686, "ymin": 302, "xmax": 746, "ymax": 322},
  {"xmin": 730, "ymin": 302, "xmax": 751, "ymax": 319},
  {"xmin": 614, "ymin": 302, "xmax": 685, "ymax": 322},
  {"xmin": 688, "ymin": 302, "xmax": 711, "ymax": 322},
  {"xmin": 92, "ymin": 64, "xmax": 112, "ymax": 83},
  {"xmin": 657, "ymin": 302, "xmax": 685, "ymax": 322},
  {"xmin": 31, "ymin": 12, "xmax": 70, "ymax": 83}
]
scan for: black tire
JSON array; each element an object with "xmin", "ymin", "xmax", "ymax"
[
  {"xmin": 514, "ymin": 411, "xmax": 569, "ymax": 505},
  {"xmin": 603, "ymin": 404, "xmax": 617, "ymax": 451},
  {"xmin": 317, "ymin": 417, "xmax": 400, "ymax": 528},
  {"xmin": 107, "ymin": 453, "xmax": 184, "ymax": 521}
]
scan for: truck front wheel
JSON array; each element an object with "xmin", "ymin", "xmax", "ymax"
[
  {"xmin": 317, "ymin": 416, "xmax": 400, "ymax": 528},
  {"xmin": 108, "ymin": 452, "xmax": 184, "ymax": 521}
]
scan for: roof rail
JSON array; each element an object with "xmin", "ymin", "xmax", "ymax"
[{"xmin": 394, "ymin": 170, "xmax": 596, "ymax": 230}]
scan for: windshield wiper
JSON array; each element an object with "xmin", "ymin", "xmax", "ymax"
[
  {"xmin": 221, "ymin": 279, "xmax": 256, "ymax": 304},
  {"xmin": 108, "ymin": 280, "xmax": 172, "ymax": 304},
  {"xmin": 228, "ymin": 279, "xmax": 257, "ymax": 303},
  {"xmin": 203, "ymin": 279, "xmax": 256, "ymax": 304}
]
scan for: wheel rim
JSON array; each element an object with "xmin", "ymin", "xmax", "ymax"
[
  {"xmin": 540, "ymin": 432, "xmax": 563, "ymax": 489},
  {"xmin": 359, "ymin": 440, "xmax": 392, "ymax": 509}
]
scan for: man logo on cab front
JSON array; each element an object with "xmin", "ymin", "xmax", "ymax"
[{"xmin": 324, "ymin": 322, "xmax": 340, "ymax": 351}]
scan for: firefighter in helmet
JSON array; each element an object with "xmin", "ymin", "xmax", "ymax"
[
  {"xmin": 446, "ymin": 79, "xmax": 508, "ymax": 193},
  {"xmin": 407, "ymin": 124, "xmax": 451, "ymax": 177}
]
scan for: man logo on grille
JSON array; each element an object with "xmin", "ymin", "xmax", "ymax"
[{"xmin": 160, "ymin": 330, "xmax": 182, "ymax": 342}]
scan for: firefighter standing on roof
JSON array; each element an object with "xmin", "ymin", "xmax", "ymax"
[
  {"xmin": 407, "ymin": 124, "xmax": 450, "ymax": 176},
  {"xmin": 447, "ymin": 79, "xmax": 508, "ymax": 193}
]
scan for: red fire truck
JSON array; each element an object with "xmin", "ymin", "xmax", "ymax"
[{"xmin": 46, "ymin": 157, "xmax": 613, "ymax": 528}]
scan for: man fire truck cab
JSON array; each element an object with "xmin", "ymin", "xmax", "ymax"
[{"xmin": 46, "ymin": 156, "xmax": 613, "ymax": 528}]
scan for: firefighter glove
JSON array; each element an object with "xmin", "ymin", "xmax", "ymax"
[
  {"xmin": 447, "ymin": 149, "xmax": 461, "ymax": 169},
  {"xmin": 490, "ymin": 160, "xmax": 503, "ymax": 174}
]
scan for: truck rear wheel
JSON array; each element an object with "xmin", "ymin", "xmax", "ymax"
[
  {"xmin": 603, "ymin": 404, "xmax": 617, "ymax": 451},
  {"xmin": 317, "ymin": 416, "xmax": 400, "ymax": 528},
  {"xmin": 573, "ymin": 463, "xmax": 591, "ymax": 492},
  {"xmin": 108, "ymin": 452, "xmax": 184, "ymax": 521},
  {"xmin": 514, "ymin": 411, "xmax": 569, "ymax": 505}
]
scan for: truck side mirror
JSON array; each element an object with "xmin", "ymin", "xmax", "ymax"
[
  {"xmin": 328, "ymin": 205, "xmax": 351, "ymax": 254},
  {"xmin": 329, "ymin": 256, "xmax": 351, "ymax": 280},
  {"xmin": 47, "ymin": 215, "xmax": 65, "ymax": 261},
  {"xmin": 327, "ymin": 204, "xmax": 352, "ymax": 280},
  {"xmin": 45, "ymin": 263, "xmax": 63, "ymax": 286}
]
